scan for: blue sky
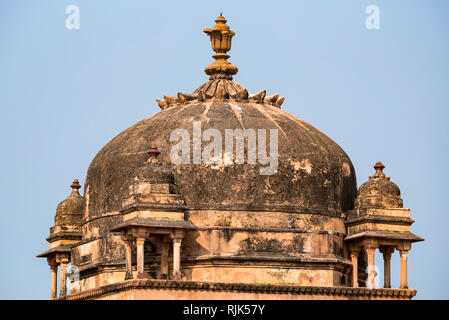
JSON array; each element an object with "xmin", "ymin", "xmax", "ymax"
[{"xmin": 0, "ymin": 0, "xmax": 448, "ymax": 299}]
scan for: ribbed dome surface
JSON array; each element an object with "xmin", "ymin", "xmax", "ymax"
[
  {"xmin": 53, "ymin": 181, "xmax": 83, "ymax": 231},
  {"xmin": 56, "ymin": 192, "xmax": 83, "ymax": 215},
  {"xmin": 356, "ymin": 162, "xmax": 403, "ymax": 208},
  {"xmin": 84, "ymin": 100, "xmax": 357, "ymax": 219}
]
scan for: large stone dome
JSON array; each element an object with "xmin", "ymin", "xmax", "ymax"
[
  {"xmin": 84, "ymin": 100, "xmax": 357, "ymax": 219},
  {"xmin": 84, "ymin": 14, "xmax": 357, "ymax": 222},
  {"xmin": 73, "ymin": 15, "xmax": 360, "ymax": 290}
]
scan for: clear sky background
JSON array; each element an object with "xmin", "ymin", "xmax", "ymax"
[{"xmin": 0, "ymin": 0, "xmax": 448, "ymax": 299}]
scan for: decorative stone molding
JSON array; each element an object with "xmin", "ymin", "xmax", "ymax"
[{"xmin": 60, "ymin": 279, "xmax": 417, "ymax": 300}]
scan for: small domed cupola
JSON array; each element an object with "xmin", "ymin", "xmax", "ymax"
[
  {"xmin": 37, "ymin": 179, "xmax": 84, "ymax": 299},
  {"xmin": 121, "ymin": 145, "xmax": 186, "ymax": 211},
  {"xmin": 345, "ymin": 162, "xmax": 423, "ymax": 290},
  {"xmin": 111, "ymin": 145, "xmax": 195, "ymax": 281},
  {"xmin": 53, "ymin": 179, "xmax": 84, "ymax": 233},
  {"xmin": 356, "ymin": 161, "xmax": 403, "ymax": 209}
]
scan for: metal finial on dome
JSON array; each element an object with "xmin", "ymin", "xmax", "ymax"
[
  {"xmin": 370, "ymin": 161, "xmax": 389, "ymax": 180},
  {"xmin": 148, "ymin": 144, "xmax": 161, "ymax": 157},
  {"xmin": 203, "ymin": 15, "xmax": 238, "ymax": 79},
  {"xmin": 68, "ymin": 179, "xmax": 82, "ymax": 198},
  {"xmin": 145, "ymin": 144, "xmax": 161, "ymax": 165},
  {"xmin": 71, "ymin": 179, "xmax": 81, "ymax": 190},
  {"xmin": 374, "ymin": 161, "xmax": 385, "ymax": 173}
]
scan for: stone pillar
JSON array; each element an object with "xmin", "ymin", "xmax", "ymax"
[
  {"xmin": 365, "ymin": 246, "xmax": 376, "ymax": 289},
  {"xmin": 400, "ymin": 250, "xmax": 409, "ymax": 289},
  {"xmin": 50, "ymin": 264, "xmax": 58, "ymax": 299},
  {"xmin": 172, "ymin": 238, "xmax": 182, "ymax": 280},
  {"xmin": 160, "ymin": 237, "xmax": 170, "ymax": 279},
  {"xmin": 136, "ymin": 237, "xmax": 146, "ymax": 279},
  {"xmin": 350, "ymin": 249, "xmax": 360, "ymax": 287},
  {"xmin": 380, "ymin": 247, "xmax": 394, "ymax": 288},
  {"xmin": 124, "ymin": 239, "xmax": 134, "ymax": 280},
  {"xmin": 59, "ymin": 258, "xmax": 69, "ymax": 297}
]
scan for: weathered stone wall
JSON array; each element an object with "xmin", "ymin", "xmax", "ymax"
[{"xmin": 72, "ymin": 208, "xmax": 352, "ymax": 291}]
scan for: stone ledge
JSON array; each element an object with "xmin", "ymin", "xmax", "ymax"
[
  {"xmin": 73, "ymin": 253, "xmax": 353, "ymax": 276},
  {"xmin": 72, "ymin": 228, "xmax": 346, "ymax": 248},
  {"xmin": 61, "ymin": 279, "xmax": 417, "ymax": 300},
  {"xmin": 46, "ymin": 232, "xmax": 82, "ymax": 243},
  {"xmin": 81, "ymin": 207, "xmax": 346, "ymax": 226},
  {"xmin": 195, "ymin": 226, "xmax": 346, "ymax": 236},
  {"xmin": 37, "ymin": 246, "xmax": 71, "ymax": 258},
  {"xmin": 345, "ymin": 215, "xmax": 414, "ymax": 226},
  {"xmin": 188, "ymin": 205, "xmax": 344, "ymax": 217},
  {"xmin": 110, "ymin": 217, "xmax": 196, "ymax": 231},
  {"xmin": 120, "ymin": 202, "xmax": 188, "ymax": 213},
  {"xmin": 345, "ymin": 231, "xmax": 424, "ymax": 242}
]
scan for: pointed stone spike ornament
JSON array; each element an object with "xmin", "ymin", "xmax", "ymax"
[
  {"xmin": 177, "ymin": 92, "xmax": 196, "ymax": 103},
  {"xmin": 163, "ymin": 95, "xmax": 178, "ymax": 105},
  {"xmin": 155, "ymin": 15, "xmax": 284, "ymax": 108},
  {"xmin": 156, "ymin": 99, "xmax": 168, "ymax": 110},
  {"xmin": 265, "ymin": 93, "xmax": 280, "ymax": 104},
  {"xmin": 231, "ymin": 89, "xmax": 249, "ymax": 102},
  {"xmin": 274, "ymin": 96, "xmax": 285, "ymax": 108},
  {"xmin": 250, "ymin": 90, "xmax": 266, "ymax": 103}
]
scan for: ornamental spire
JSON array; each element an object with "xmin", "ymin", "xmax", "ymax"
[
  {"xmin": 155, "ymin": 15, "xmax": 285, "ymax": 109},
  {"xmin": 69, "ymin": 179, "xmax": 81, "ymax": 197},
  {"xmin": 373, "ymin": 161, "xmax": 385, "ymax": 173},
  {"xmin": 370, "ymin": 161, "xmax": 389, "ymax": 180},
  {"xmin": 203, "ymin": 14, "xmax": 238, "ymax": 79},
  {"xmin": 71, "ymin": 179, "xmax": 81, "ymax": 190},
  {"xmin": 145, "ymin": 144, "xmax": 162, "ymax": 165}
]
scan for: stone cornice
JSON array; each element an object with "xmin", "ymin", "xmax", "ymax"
[
  {"xmin": 81, "ymin": 207, "xmax": 345, "ymax": 228},
  {"xmin": 187, "ymin": 205, "xmax": 344, "ymax": 217},
  {"xmin": 60, "ymin": 279, "xmax": 417, "ymax": 300},
  {"xmin": 345, "ymin": 215, "xmax": 414, "ymax": 226},
  {"xmin": 183, "ymin": 254, "xmax": 352, "ymax": 267},
  {"xmin": 344, "ymin": 231, "xmax": 424, "ymax": 242},
  {"xmin": 46, "ymin": 232, "xmax": 82, "ymax": 243},
  {"xmin": 195, "ymin": 226, "xmax": 346, "ymax": 236},
  {"xmin": 36, "ymin": 246, "xmax": 71, "ymax": 258},
  {"xmin": 120, "ymin": 202, "xmax": 187, "ymax": 213}
]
